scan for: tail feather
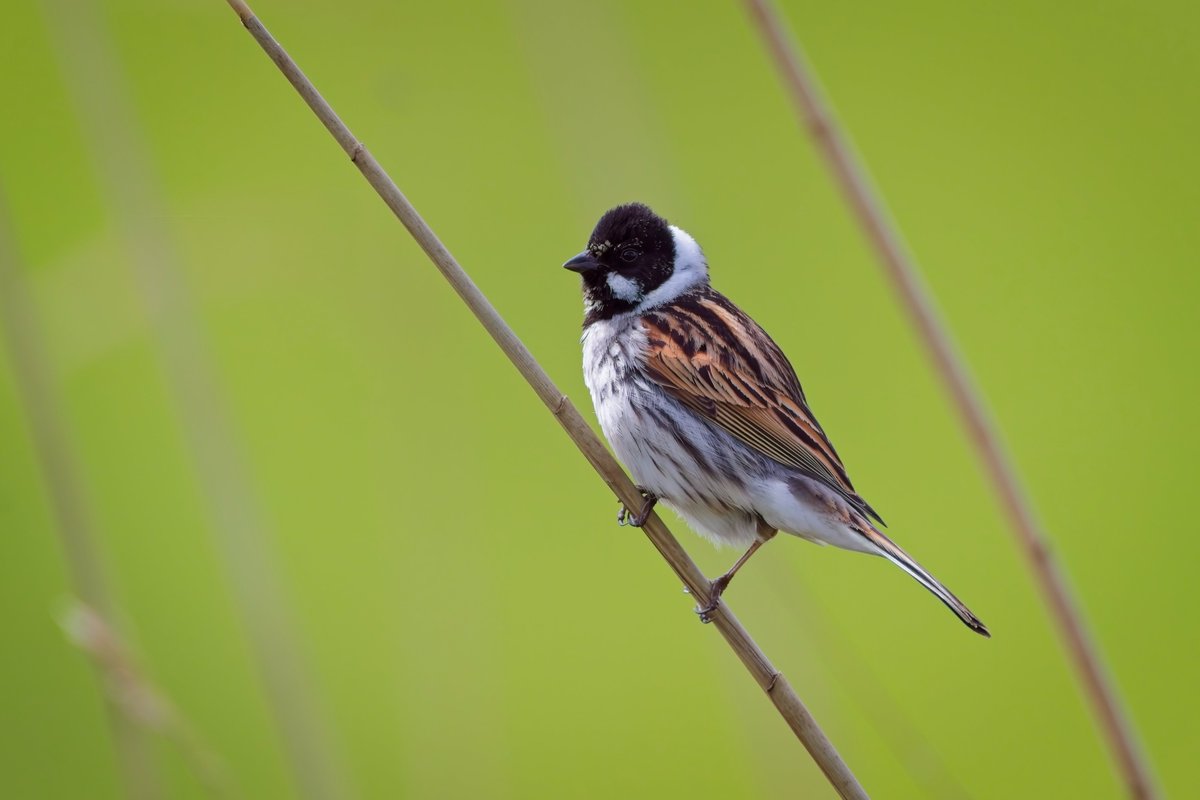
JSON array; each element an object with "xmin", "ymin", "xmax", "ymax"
[{"xmin": 857, "ymin": 524, "xmax": 990, "ymax": 638}]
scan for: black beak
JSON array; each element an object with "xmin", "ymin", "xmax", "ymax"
[{"xmin": 563, "ymin": 250, "xmax": 601, "ymax": 274}]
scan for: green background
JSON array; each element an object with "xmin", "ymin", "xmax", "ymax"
[{"xmin": 2, "ymin": 0, "xmax": 1196, "ymax": 797}]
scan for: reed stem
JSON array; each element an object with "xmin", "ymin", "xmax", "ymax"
[
  {"xmin": 38, "ymin": 1, "xmax": 349, "ymax": 795},
  {"xmin": 740, "ymin": 1, "xmax": 1156, "ymax": 796},
  {"xmin": 222, "ymin": 2, "xmax": 870, "ymax": 796}
]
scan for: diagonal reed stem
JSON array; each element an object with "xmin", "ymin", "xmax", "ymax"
[
  {"xmin": 740, "ymin": 1, "xmax": 1157, "ymax": 797},
  {"xmin": 221, "ymin": 1, "xmax": 867, "ymax": 797}
]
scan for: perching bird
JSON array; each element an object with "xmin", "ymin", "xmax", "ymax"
[{"xmin": 565, "ymin": 202, "xmax": 988, "ymax": 636}]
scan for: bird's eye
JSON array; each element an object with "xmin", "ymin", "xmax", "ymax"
[{"xmin": 620, "ymin": 248, "xmax": 639, "ymax": 263}]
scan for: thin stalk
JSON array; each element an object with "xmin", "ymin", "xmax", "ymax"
[
  {"xmin": 221, "ymin": 2, "xmax": 868, "ymax": 797},
  {"xmin": 37, "ymin": 2, "xmax": 348, "ymax": 797},
  {"xmin": 60, "ymin": 601, "xmax": 233, "ymax": 797},
  {"xmin": 0, "ymin": 189, "xmax": 211, "ymax": 799},
  {"xmin": 740, "ymin": 1, "xmax": 1157, "ymax": 797}
]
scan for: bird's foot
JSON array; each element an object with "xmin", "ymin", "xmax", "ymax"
[
  {"xmin": 695, "ymin": 574, "xmax": 733, "ymax": 624},
  {"xmin": 616, "ymin": 490, "xmax": 658, "ymax": 528}
]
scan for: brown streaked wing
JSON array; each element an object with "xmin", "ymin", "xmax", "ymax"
[{"xmin": 641, "ymin": 290, "xmax": 884, "ymax": 525}]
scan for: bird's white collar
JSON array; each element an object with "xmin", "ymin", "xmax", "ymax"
[{"xmin": 635, "ymin": 225, "xmax": 708, "ymax": 311}]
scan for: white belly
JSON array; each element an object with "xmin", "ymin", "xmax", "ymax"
[{"xmin": 581, "ymin": 316, "xmax": 761, "ymax": 547}]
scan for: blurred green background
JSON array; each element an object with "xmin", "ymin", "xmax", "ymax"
[{"xmin": 2, "ymin": 0, "xmax": 1197, "ymax": 797}]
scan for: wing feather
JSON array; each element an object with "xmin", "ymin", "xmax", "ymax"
[{"xmin": 641, "ymin": 290, "xmax": 884, "ymax": 525}]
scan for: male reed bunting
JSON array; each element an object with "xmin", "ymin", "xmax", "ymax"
[{"xmin": 565, "ymin": 203, "xmax": 988, "ymax": 635}]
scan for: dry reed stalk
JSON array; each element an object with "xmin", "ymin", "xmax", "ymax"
[
  {"xmin": 0, "ymin": 192, "xmax": 158, "ymax": 799},
  {"xmin": 37, "ymin": 1, "xmax": 349, "ymax": 796},
  {"xmin": 221, "ymin": 1, "xmax": 868, "ymax": 797},
  {"xmin": 0, "ymin": 189, "xmax": 225, "ymax": 799},
  {"xmin": 740, "ymin": 1, "xmax": 1157, "ymax": 797},
  {"xmin": 59, "ymin": 601, "xmax": 233, "ymax": 797}
]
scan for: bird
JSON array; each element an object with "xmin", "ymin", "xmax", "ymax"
[{"xmin": 564, "ymin": 202, "xmax": 988, "ymax": 636}]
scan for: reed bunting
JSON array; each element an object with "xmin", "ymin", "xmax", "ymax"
[{"xmin": 565, "ymin": 202, "xmax": 988, "ymax": 636}]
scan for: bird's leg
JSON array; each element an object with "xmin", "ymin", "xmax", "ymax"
[
  {"xmin": 616, "ymin": 489, "xmax": 658, "ymax": 527},
  {"xmin": 697, "ymin": 526, "xmax": 778, "ymax": 623}
]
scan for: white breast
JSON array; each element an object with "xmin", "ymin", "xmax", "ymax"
[
  {"xmin": 582, "ymin": 314, "xmax": 645, "ymax": 433},
  {"xmin": 581, "ymin": 314, "xmax": 763, "ymax": 547}
]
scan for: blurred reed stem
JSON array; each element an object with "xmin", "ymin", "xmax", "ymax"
[
  {"xmin": 740, "ymin": 1, "xmax": 1157, "ymax": 797},
  {"xmin": 0, "ymin": 189, "xmax": 217, "ymax": 799},
  {"xmin": 59, "ymin": 601, "xmax": 234, "ymax": 798},
  {"xmin": 221, "ymin": 1, "xmax": 868, "ymax": 797},
  {"xmin": 38, "ymin": 1, "xmax": 349, "ymax": 797}
]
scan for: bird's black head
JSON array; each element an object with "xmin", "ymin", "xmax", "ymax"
[{"xmin": 563, "ymin": 203, "xmax": 709, "ymax": 325}]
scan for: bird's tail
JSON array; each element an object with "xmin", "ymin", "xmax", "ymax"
[{"xmin": 855, "ymin": 523, "xmax": 990, "ymax": 637}]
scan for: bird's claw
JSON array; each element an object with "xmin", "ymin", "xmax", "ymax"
[
  {"xmin": 616, "ymin": 490, "xmax": 658, "ymax": 528},
  {"xmin": 694, "ymin": 574, "xmax": 732, "ymax": 624}
]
